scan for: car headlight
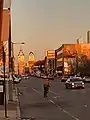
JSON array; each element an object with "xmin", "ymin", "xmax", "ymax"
[{"xmin": 72, "ymin": 83, "xmax": 74, "ymax": 86}]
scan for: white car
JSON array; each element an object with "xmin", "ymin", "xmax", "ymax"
[
  {"xmin": 21, "ymin": 74, "xmax": 29, "ymax": 79},
  {"xmin": 83, "ymin": 77, "xmax": 90, "ymax": 83},
  {"xmin": 65, "ymin": 77, "xmax": 84, "ymax": 89},
  {"xmin": 0, "ymin": 74, "xmax": 9, "ymax": 81},
  {"xmin": 13, "ymin": 75, "xmax": 21, "ymax": 84}
]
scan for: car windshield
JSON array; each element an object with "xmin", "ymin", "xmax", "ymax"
[{"xmin": 70, "ymin": 78, "xmax": 82, "ymax": 82}]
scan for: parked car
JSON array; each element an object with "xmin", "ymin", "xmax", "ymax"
[
  {"xmin": 40, "ymin": 73, "xmax": 46, "ymax": 78},
  {"xmin": 21, "ymin": 74, "xmax": 29, "ymax": 79},
  {"xmin": 82, "ymin": 77, "xmax": 90, "ymax": 83},
  {"xmin": 65, "ymin": 77, "xmax": 84, "ymax": 89},
  {"xmin": 0, "ymin": 74, "xmax": 9, "ymax": 81},
  {"xmin": 13, "ymin": 75, "xmax": 21, "ymax": 84},
  {"xmin": 48, "ymin": 74, "xmax": 54, "ymax": 80},
  {"xmin": 35, "ymin": 70, "xmax": 41, "ymax": 78}
]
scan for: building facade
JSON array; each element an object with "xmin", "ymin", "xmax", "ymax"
[
  {"xmin": 28, "ymin": 52, "xmax": 35, "ymax": 73},
  {"xmin": 56, "ymin": 44, "xmax": 90, "ymax": 75},
  {"xmin": 45, "ymin": 50, "xmax": 55, "ymax": 74}
]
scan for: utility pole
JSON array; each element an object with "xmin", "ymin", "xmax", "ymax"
[{"xmin": 8, "ymin": 7, "xmax": 13, "ymax": 101}]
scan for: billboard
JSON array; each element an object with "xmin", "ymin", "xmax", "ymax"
[{"xmin": 47, "ymin": 50, "xmax": 55, "ymax": 59}]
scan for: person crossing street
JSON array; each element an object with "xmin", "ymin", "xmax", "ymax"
[{"xmin": 43, "ymin": 73, "xmax": 50, "ymax": 98}]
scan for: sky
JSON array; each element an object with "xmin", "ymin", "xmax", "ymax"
[{"xmin": 6, "ymin": 0, "xmax": 90, "ymax": 60}]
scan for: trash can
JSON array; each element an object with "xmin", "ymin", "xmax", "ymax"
[{"xmin": 0, "ymin": 80, "xmax": 4, "ymax": 105}]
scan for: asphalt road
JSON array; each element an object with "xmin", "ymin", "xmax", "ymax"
[{"xmin": 17, "ymin": 76, "xmax": 90, "ymax": 120}]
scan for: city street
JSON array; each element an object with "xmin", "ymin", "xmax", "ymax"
[{"xmin": 17, "ymin": 76, "xmax": 90, "ymax": 120}]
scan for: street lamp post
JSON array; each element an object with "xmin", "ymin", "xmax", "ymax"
[
  {"xmin": 11, "ymin": 42, "xmax": 25, "ymax": 90},
  {"xmin": 12, "ymin": 42, "xmax": 25, "ymax": 72},
  {"xmin": 8, "ymin": 9, "xmax": 25, "ymax": 100},
  {"xmin": 11, "ymin": 42, "xmax": 25, "ymax": 73},
  {"xmin": 8, "ymin": 7, "xmax": 13, "ymax": 102},
  {"xmin": 11, "ymin": 42, "xmax": 25, "ymax": 89}
]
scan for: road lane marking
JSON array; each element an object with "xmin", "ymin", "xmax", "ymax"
[
  {"xmin": 49, "ymin": 90, "xmax": 59, "ymax": 95},
  {"xmin": 49, "ymin": 100, "xmax": 79, "ymax": 120},
  {"xmin": 32, "ymin": 88, "xmax": 80, "ymax": 120},
  {"xmin": 32, "ymin": 88, "xmax": 43, "ymax": 95},
  {"xmin": 49, "ymin": 90, "xmax": 61, "ymax": 99},
  {"xmin": 84, "ymin": 104, "xmax": 88, "ymax": 108},
  {"xmin": 53, "ymin": 96, "xmax": 60, "ymax": 99},
  {"xmin": 49, "ymin": 100, "xmax": 55, "ymax": 104}
]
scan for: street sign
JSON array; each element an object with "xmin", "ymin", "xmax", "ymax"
[{"xmin": 47, "ymin": 50, "xmax": 55, "ymax": 59}]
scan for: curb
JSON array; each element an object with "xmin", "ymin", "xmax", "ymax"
[{"xmin": 15, "ymin": 87, "xmax": 21, "ymax": 120}]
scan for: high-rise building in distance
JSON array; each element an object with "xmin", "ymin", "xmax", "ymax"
[{"xmin": 87, "ymin": 31, "xmax": 90, "ymax": 43}]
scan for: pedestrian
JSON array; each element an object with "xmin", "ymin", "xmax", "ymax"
[{"xmin": 43, "ymin": 73, "xmax": 50, "ymax": 98}]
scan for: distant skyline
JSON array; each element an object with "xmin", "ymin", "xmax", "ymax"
[{"xmin": 10, "ymin": 0, "xmax": 90, "ymax": 60}]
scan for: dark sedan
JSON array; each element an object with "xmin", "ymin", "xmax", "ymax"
[{"xmin": 65, "ymin": 77, "xmax": 85, "ymax": 89}]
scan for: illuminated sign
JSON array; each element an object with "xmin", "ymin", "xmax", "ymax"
[{"xmin": 47, "ymin": 50, "xmax": 55, "ymax": 59}]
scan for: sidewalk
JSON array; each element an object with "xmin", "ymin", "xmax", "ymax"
[{"xmin": 0, "ymin": 87, "xmax": 21, "ymax": 120}]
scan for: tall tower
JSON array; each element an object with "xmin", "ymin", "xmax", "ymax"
[
  {"xmin": 28, "ymin": 52, "xmax": 35, "ymax": 73},
  {"xmin": 18, "ymin": 49, "xmax": 25, "ymax": 74},
  {"xmin": 87, "ymin": 31, "xmax": 90, "ymax": 43}
]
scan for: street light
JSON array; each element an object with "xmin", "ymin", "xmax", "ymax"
[
  {"xmin": 12, "ymin": 42, "xmax": 25, "ymax": 45},
  {"xmin": 11, "ymin": 42, "xmax": 25, "ymax": 72},
  {"xmin": 11, "ymin": 42, "xmax": 25, "ymax": 89}
]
